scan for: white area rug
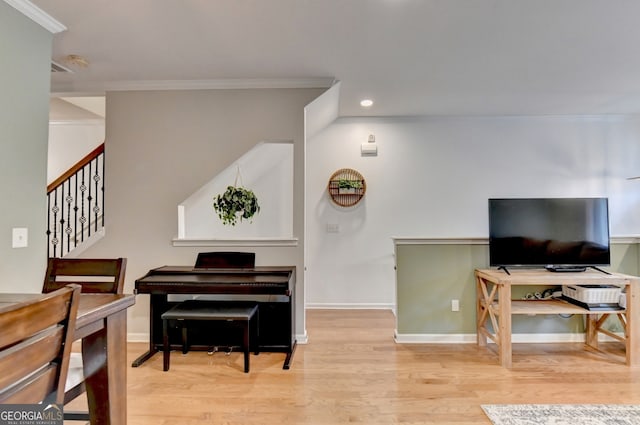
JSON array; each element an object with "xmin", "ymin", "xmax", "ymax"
[{"xmin": 482, "ymin": 404, "xmax": 640, "ymax": 425}]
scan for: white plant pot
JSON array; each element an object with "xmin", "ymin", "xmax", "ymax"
[{"xmin": 338, "ymin": 188, "xmax": 357, "ymax": 194}]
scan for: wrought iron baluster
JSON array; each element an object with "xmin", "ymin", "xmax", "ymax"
[
  {"xmin": 47, "ymin": 144, "xmax": 105, "ymax": 258},
  {"xmin": 93, "ymin": 156, "xmax": 101, "ymax": 232},
  {"xmin": 59, "ymin": 182, "xmax": 65, "ymax": 255},
  {"xmin": 51, "ymin": 187, "xmax": 60, "ymax": 258},
  {"xmin": 73, "ymin": 174, "xmax": 78, "ymax": 250},
  {"xmin": 87, "ymin": 160, "xmax": 93, "ymax": 237},
  {"xmin": 101, "ymin": 153, "xmax": 105, "ymax": 228},
  {"xmin": 80, "ymin": 168, "xmax": 87, "ymax": 243},
  {"xmin": 46, "ymin": 192, "xmax": 51, "ymax": 257},
  {"xmin": 65, "ymin": 178, "xmax": 73, "ymax": 254}
]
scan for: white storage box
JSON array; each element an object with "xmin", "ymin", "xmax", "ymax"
[
  {"xmin": 562, "ymin": 284, "xmax": 622, "ymax": 304},
  {"xmin": 619, "ymin": 293, "xmax": 627, "ymax": 309}
]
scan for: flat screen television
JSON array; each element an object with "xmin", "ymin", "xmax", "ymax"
[{"xmin": 488, "ymin": 198, "xmax": 610, "ymax": 270}]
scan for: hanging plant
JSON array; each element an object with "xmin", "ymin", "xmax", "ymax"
[
  {"xmin": 213, "ymin": 165, "xmax": 260, "ymax": 226},
  {"xmin": 213, "ymin": 185, "xmax": 260, "ymax": 226}
]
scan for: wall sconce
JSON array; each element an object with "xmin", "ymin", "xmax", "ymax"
[{"xmin": 361, "ymin": 134, "xmax": 378, "ymax": 156}]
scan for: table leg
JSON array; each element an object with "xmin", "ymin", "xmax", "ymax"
[
  {"xmin": 82, "ymin": 309, "xmax": 127, "ymax": 425},
  {"xmin": 627, "ymin": 281, "xmax": 639, "ymax": 366},
  {"xmin": 585, "ymin": 314, "xmax": 598, "ymax": 350},
  {"xmin": 498, "ymin": 283, "xmax": 512, "ymax": 368},
  {"xmin": 476, "ymin": 277, "xmax": 486, "ymax": 346}
]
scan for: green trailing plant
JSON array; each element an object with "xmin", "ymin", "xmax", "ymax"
[
  {"xmin": 213, "ymin": 186, "xmax": 260, "ymax": 226},
  {"xmin": 337, "ymin": 179, "xmax": 363, "ymax": 189}
]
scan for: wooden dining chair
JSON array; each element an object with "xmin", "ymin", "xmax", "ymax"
[
  {"xmin": 42, "ymin": 257, "xmax": 127, "ymax": 421},
  {"xmin": 43, "ymin": 257, "xmax": 127, "ymax": 294},
  {"xmin": 0, "ymin": 284, "xmax": 81, "ymax": 404}
]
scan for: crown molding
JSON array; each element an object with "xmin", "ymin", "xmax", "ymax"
[
  {"xmin": 105, "ymin": 77, "xmax": 334, "ymax": 91},
  {"xmin": 50, "ymin": 77, "xmax": 334, "ymax": 95},
  {"xmin": 4, "ymin": 0, "xmax": 66, "ymax": 33}
]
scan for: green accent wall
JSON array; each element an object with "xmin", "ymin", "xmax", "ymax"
[{"xmin": 395, "ymin": 241, "xmax": 639, "ymax": 335}]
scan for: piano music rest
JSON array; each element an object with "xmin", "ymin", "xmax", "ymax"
[{"xmin": 161, "ymin": 301, "xmax": 259, "ymax": 373}]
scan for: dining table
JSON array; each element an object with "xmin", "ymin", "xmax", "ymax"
[{"xmin": 0, "ymin": 292, "xmax": 135, "ymax": 425}]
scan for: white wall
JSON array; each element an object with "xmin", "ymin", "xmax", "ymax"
[
  {"xmin": 47, "ymin": 121, "xmax": 104, "ymax": 184},
  {"xmin": 79, "ymin": 88, "xmax": 324, "ymax": 340},
  {"xmin": 179, "ymin": 141, "xmax": 293, "ymax": 239},
  {"xmin": 306, "ymin": 115, "xmax": 640, "ymax": 307}
]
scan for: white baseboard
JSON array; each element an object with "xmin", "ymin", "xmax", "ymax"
[
  {"xmin": 305, "ymin": 303, "xmax": 394, "ymax": 310},
  {"xmin": 129, "ymin": 330, "xmax": 623, "ymax": 344},
  {"xmin": 395, "ymin": 333, "xmax": 477, "ymax": 344},
  {"xmin": 394, "ymin": 332, "xmax": 624, "ymax": 344},
  {"xmin": 296, "ymin": 332, "xmax": 308, "ymax": 344},
  {"xmin": 127, "ymin": 332, "xmax": 310, "ymax": 344}
]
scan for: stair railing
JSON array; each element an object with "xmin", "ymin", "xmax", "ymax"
[{"xmin": 47, "ymin": 143, "xmax": 105, "ymax": 258}]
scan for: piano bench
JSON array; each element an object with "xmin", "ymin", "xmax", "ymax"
[{"xmin": 161, "ymin": 301, "xmax": 259, "ymax": 373}]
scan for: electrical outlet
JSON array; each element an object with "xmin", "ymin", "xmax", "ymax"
[{"xmin": 451, "ymin": 299, "xmax": 460, "ymax": 312}]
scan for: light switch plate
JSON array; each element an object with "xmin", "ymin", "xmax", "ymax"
[{"xmin": 12, "ymin": 227, "xmax": 28, "ymax": 248}]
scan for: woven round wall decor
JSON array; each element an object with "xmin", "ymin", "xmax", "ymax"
[{"xmin": 327, "ymin": 168, "xmax": 366, "ymax": 207}]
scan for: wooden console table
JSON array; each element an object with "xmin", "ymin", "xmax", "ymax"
[{"xmin": 475, "ymin": 268, "xmax": 639, "ymax": 368}]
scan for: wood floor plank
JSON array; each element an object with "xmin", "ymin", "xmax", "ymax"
[{"xmin": 72, "ymin": 309, "xmax": 640, "ymax": 424}]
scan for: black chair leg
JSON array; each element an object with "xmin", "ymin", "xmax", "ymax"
[
  {"xmin": 162, "ymin": 318, "xmax": 170, "ymax": 371},
  {"xmin": 243, "ymin": 320, "xmax": 250, "ymax": 373},
  {"xmin": 181, "ymin": 320, "xmax": 188, "ymax": 354},
  {"xmin": 254, "ymin": 309, "xmax": 260, "ymax": 355}
]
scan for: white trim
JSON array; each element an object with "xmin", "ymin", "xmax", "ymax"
[
  {"xmin": 128, "ymin": 331, "xmax": 623, "ymax": 345},
  {"xmin": 177, "ymin": 206, "xmax": 185, "ymax": 239},
  {"xmin": 395, "ymin": 333, "xmax": 477, "ymax": 344},
  {"xmin": 106, "ymin": 78, "xmax": 334, "ymax": 91},
  {"xmin": 392, "ymin": 237, "xmax": 488, "ymax": 245},
  {"xmin": 394, "ymin": 332, "xmax": 624, "ymax": 344},
  {"xmin": 49, "ymin": 119, "xmax": 105, "ymax": 126},
  {"xmin": 172, "ymin": 237, "xmax": 298, "ymax": 247},
  {"xmin": 296, "ymin": 332, "xmax": 308, "ymax": 345},
  {"xmin": 50, "ymin": 78, "xmax": 334, "ymax": 95},
  {"xmin": 392, "ymin": 236, "xmax": 640, "ymax": 245},
  {"xmin": 610, "ymin": 236, "xmax": 640, "ymax": 244},
  {"xmin": 128, "ymin": 332, "xmax": 310, "ymax": 345},
  {"xmin": 4, "ymin": 0, "xmax": 66, "ymax": 33},
  {"xmin": 305, "ymin": 303, "xmax": 394, "ymax": 310}
]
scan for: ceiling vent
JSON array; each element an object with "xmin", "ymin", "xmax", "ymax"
[{"xmin": 51, "ymin": 60, "xmax": 73, "ymax": 73}]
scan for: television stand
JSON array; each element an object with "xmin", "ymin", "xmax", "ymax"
[
  {"xmin": 475, "ymin": 268, "xmax": 640, "ymax": 368},
  {"xmin": 545, "ymin": 265, "xmax": 586, "ymax": 273}
]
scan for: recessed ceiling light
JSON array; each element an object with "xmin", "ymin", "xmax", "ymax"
[{"xmin": 360, "ymin": 99, "xmax": 374, "ymax": 107}]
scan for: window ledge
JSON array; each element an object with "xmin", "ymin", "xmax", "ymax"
[{"xmin": 172, "ymin": 237, "xmax": 298, "ymax": 247}]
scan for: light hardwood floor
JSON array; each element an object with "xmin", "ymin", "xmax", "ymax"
[{"xmin": 73, "ymin": 309, "xmax": 640, "ymax": 424}]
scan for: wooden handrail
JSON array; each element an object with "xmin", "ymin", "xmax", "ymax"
[{"xmin": 47, "ymin": 143, "xmax": 105, "ymax": 194}]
